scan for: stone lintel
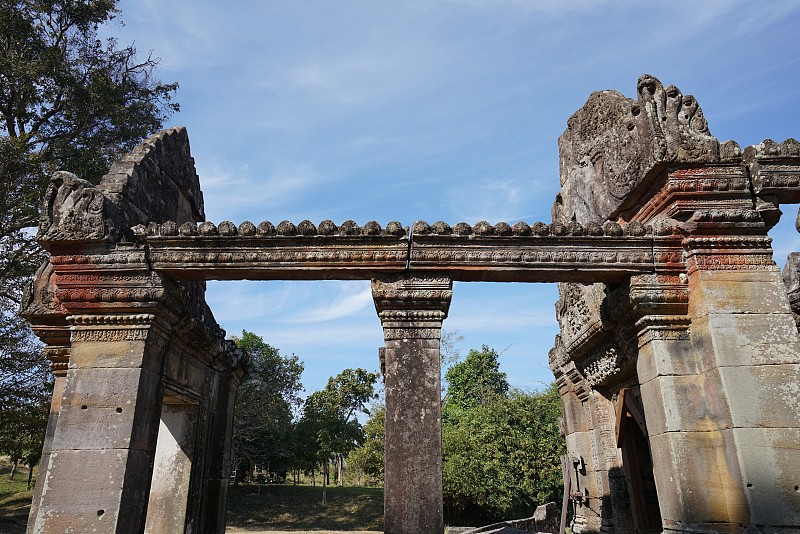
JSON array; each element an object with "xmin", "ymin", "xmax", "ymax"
[{"xmin": 143, "ymin": 232, "xmax": 660, "ymax": 283}]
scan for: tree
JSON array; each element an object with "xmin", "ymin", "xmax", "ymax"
[
  {"xmin": 442, "ymin": 384, "xmax": 565, "ymax": 523},
  {"xmin": 0, "ymin": 296, "xmax": 50, "ymax": 485},
  {"xmin": 441, "ymin": 345, "xmax": 564, "ymax": 524},
  {"xmin": 299, "ymin": 368, "xmax": 379, "ymax": 500},
  {"xmin": 346, "ymin": 404, "xmax": 385, "ymax": 483},
  {"xmin": 444, "ymin": 345, "xmax": 509, "ymax": 410},
  {"xmin": 0, "ymin": 0, "xmax": 179, "ymax": 481},
  {"xmin": 232, "ymin": 332, "xmax": 303, "ymax": 482},
  {"xmin": 1, "ymin": 0, "xmax": 179, "ymax": 235}
]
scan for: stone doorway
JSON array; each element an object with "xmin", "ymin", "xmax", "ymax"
[{"xmin": 615, "ymin": 387, "xmax": 661, "ymax": 534}]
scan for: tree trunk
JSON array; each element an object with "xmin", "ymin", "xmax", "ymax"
[
  {"xmin": 337, "ymin": 454, "xmax": 343, "ymax": 486},
  {"xmin": 322, "ymin": 462, "xmax": 328, "ymax": 505},
  {"xmin": 10, "ymin": 459, "xmax": 17, "ymax": 480},
  {"xmin": 27, "ymin": 463, "xmax": 33, "ymax": 490}
]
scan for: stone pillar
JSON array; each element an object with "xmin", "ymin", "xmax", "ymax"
[
  {"xmin": 681, "ymin": 234, "xmax": 800, "ymax": 530},
  {"xmin": 29, "ymin": 313, "xmax": 170, "ymax": 534},
  {"xmin": 22, "ymin": 321, "xmax": 69, "ymax": 534},
  {"xmin": 629, "ymin": 274, "xmax": 730, "ymax": 533},
  {"xmin": 372, "ymin": 273, "xmax": 452, "ymax": 534}
]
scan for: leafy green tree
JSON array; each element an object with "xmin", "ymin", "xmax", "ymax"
[
  {"xmin": 0, "ymin": 299, "xmax": 50, "ymax": 485},
  {"xmin": 232, "ymin": 331, "xmax": 303, "ymax": 481},
  {"xmin": 441, "ymin": 345, "xmax": 564, "ymax": 523},
  {"xmin": 299, "ymin": 368, "xmax": 379, "ymax": 498},
  {"xmin": 444, "ymin": 345, "xmax": 509, "ymax": 410},
  {"xmin": 442, "ymin": 384, "xmax": 565, "ymax": 523},
  {"xmin": 1, "ymin": 0, "xmax": 179, "ymax": 234},
  {"xmin": 346, "ymin": 404, "xmax": 385, "ymax": 482},
  {"xmin": 0, "ymin": 0, "xmax": 178, "ymax": 477}
]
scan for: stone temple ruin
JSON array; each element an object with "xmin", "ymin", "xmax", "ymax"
[{"xmin": 20, "ymin": 75, "xmax": 800, "ymax": 533}]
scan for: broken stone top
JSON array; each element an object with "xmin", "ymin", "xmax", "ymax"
[
  {"xmin": 38, "ymin": 127, "xmax": 203, "ymax": 247},
  {"xmin": 555, "ymin": 74, "xmax": 721, "ymax": 224}
]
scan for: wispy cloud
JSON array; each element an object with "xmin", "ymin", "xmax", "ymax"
[{"xmin": 290, "ymin": 283, "xmax": 373, "ymax": 323}]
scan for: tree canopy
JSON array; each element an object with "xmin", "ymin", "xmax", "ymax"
[
  {"xmin": 298, "ymin": 368, "xmax": 379, "ymax": 491},
  {"xmin": 442, "ymin": 346, "xmax": 564, "ymax": 523},
  {"xmin": 345, "ymin": 403, "xmax": 385, "ymax": 482},
  {"xmin": 442, "ymin": 383, "xmax": 564, "ymax": 523},
  {"xmin": 232, "ymin": 331, "xmax": 304, "ymax": 472},
  {"xmin": 0, "ymin": 0, "xmax": 179, "ymax": 475},
  {"xmin": 444, "ymin": 345, "xmax": 509, "ymax": 410}
]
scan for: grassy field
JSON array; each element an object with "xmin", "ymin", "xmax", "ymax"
[
  {"xmin": 0, "ymin": 470, "xmax": 384, "ymax": 533},
  {"xmin": 0, "ymin": 458, "xmax": 35, "ymax": 534},
  {"xmin": 226, "ymin": 484, "xmax": 384, "ymax": 531}
]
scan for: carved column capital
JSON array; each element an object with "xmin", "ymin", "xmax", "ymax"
[
  {"xmin": 626, "ymin": 274, "xmax": 690, "ymax": 349},
  {"xmin": 371, "ymin": 273, "xmax": 452, "ymax": 340},
  {"xmin": 66, "ymin": 313, "xmax": 166, "ymax": 343},
  {"xmin": 683, "ymin": 235, "xmax": 777, "ymax": 274}
]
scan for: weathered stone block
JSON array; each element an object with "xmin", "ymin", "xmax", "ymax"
[
  {"xmin": 637, "ymin": 336, "xmax": 702, "ymax": 383},
  {"xmin": 649, "ymin": 430, "xmax": 749, "ymax": 527},
  {"xmin": 51, "ymin": 367, "xmax": 161, "ymax": 451},
  {"xmin": 719, "ymin": 364, "xmax": 800, "ymax": 428},
  {"xmin": 69, "ymin": 338, "xmax": 163, "ymax": 372},
  {"xmin": 694, "ymin": 313, "xmax": 800, "ymax": 367},
  {"xmin": 640, "ymin": 372, "xmax": 733, "ymax": 436},
  {"xmin": 688, "ymin": 270, "xmax": 791, "ymax": 317},
  {"xmin": 163, "ymin": 348, "xmax": 208, "ymax": 392},
  {"xmin": 732, "ymin": 427, "xmax": 800, "ymax": 526},
  {"xmin": 32, "ymin": 448, "xmax": 153, "ymax": 534}
]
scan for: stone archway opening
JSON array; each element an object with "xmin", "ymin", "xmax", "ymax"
[{"xmin": 21, "ymin": 75, "xmax": 800, "ymax": 534}]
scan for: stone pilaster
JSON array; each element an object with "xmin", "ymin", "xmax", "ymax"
[
  {"xmin": 29, "ymin": 313, "xmax": 171, "ymax": 534},
  {"xmin": 372, "ymin": 273, "xmax": 452, "ymax": 534},
  {"xmin": 681, "ymin": 233, "xmax": 800, "ymax": 531}
]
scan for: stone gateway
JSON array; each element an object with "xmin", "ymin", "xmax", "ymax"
[{"xmin": 21, "ymin": 75, "xmax": 800, "ymax": 533}]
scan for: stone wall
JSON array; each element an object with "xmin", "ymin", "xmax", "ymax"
[{"xmin": 551, "ymin": 75, "xmax": 800, "ymax": 533}]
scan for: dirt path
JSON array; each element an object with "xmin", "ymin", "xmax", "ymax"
[{"xmin": 226, "ymin": 530, "xmax": 382, "ymax": 534}]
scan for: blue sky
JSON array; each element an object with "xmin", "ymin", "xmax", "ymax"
[{"xmin": 109, "ymin": 0, "xmax": 800, "ymax": 396}]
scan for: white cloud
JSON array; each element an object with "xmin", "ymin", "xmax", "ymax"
[{"xmin": 290, "ymin": 283, "xmax": 374, "ymax": 323}]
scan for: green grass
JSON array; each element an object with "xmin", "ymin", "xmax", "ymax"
[
  {"xmin": 0, "ymin": 458, "xmax": 35, "ymax": 534},
  {"xmin": 226, "ymin": 484, "xmax": 384, "ymax": 531},
  {"xmin": 0, "ymin": 461, "xmax": 385, "ymax": 533}
]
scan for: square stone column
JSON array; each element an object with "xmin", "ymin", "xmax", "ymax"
[
  {"xmin": 29, "ymin": 313, "xmax": 169, "ymax": 534},
  {"xmin": 682, "ymin": 235, "xmax": 800, "ymax": 530},
  {"xmin": 372, "ymin": 274, "xmax": 452, "ymax": 534}
]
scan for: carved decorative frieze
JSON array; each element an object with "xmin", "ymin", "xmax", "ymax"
[
  {"xmin": 684, "ymin": 236, "xmax": 777, "ymax": 274},
  {"xmin": 632, "ymin": 166, "xmax": 756, "ymax": 225},
  {"xmin": 38, "ymin": 171, "xmax": 109, "ymax": 243},
  {"xmin": 140, "ymin": 221, "xmax": 669, "ymax": 283},
  {"xmin": 67, "ymin": 314, "xmax": 157, "ymax": 343},
  {"xmin": 555, "ymin": 282, "xmax": 606, "ymax": 357}
]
